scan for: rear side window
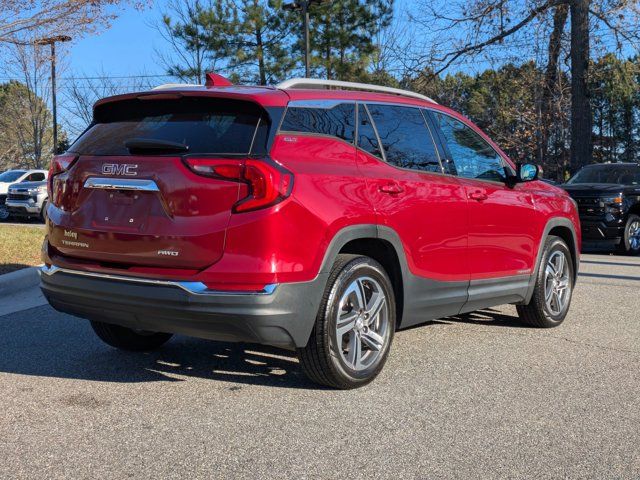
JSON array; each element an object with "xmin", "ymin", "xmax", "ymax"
[
  {"xmin": 69, "ymin": 97, "xmax": 266, "ymax": 156},
  {"xmin": 366, "ymin": 104, "xmax": 441, "ymax": 173},
  {"xmin": 357, "ymin": 105, "xmax": 383, "ymax": 159},
  {"xmin": 280, "ymin": 102, "xmax": 355, "ymax": 143},
  {"xmin": 26, "ymin": 172, "xmax": 45, "ymax": 181},
  {"xmin": 432, "ymin": 112, "xmax": 506, "ymax": 182}
]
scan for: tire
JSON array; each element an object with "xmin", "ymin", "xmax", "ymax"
[
  {"xmin": 298, "ymin": 254, "xmax": 396, "ymax": 389},
  {"xmin": 0, "ymin": 205, "xmax": 9, "ymax": 222},
  {"xmin": 618, "ymin": 214, "xmax": 640, "ymax": 256},
  {"xmin": 90, "ymin": 321, "xmax": 173, "ymax": 351},
  {"xmin": 40, "ymin": 200, "xmax": 48, "ymax": 223},
  {"xmin": 516, "ymin": 236, "xmax": 574, "ymax": 328}
]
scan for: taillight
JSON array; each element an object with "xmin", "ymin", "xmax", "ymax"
[
  {"xmin": 184, "ymin": 158, "xmax": 293, "ymax": 213},
  {"xmin": 48, "ymin": 154, "xmax": 77, "ymax": 205}
]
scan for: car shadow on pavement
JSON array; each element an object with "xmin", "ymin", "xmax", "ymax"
[
  {"xmin": 439, "ymin": 308, "xmax": 531, "ymax": 329},
  {"xmin": 0, "ymin": 306, "xmax": 324, "ymax": 389}
]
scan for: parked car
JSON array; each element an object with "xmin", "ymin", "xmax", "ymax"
[
  {"xmin": 6, "ymin": 180, "xmax": 49, "ymax": 221},
  {"xmin": 0, "ymin": 169, "xmax": 49, "ymax": 221},
  {"xmin": 40, "ymin": 76, "xmax": 581, "ymax": 389},
  {"xmin": 563, "ymin": 162, "xmax": 640, "ymax": 255}
]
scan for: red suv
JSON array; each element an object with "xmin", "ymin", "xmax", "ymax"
[{"xmin": 40, "ymin": 76, "xmax": 581, "ymax": 389}]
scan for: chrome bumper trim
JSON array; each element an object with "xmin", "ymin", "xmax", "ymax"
[
  {"xmin": 84, "ymin": 178, "xmax": 160, "ymax": 192},
  {"xmin": 40, "ymin": 265, "xmax": 277, "ymax": 296},
  {"xmin": 6, "ymin": 200, "xmax": 40, "ymax": 213}
]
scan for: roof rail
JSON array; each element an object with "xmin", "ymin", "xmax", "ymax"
[
  {"xmin": 152, "ymin": 83, "xmax": 201, "ymax": 90},
  {"xmin": 277, "ymin": 78, "xmax": 437, "ymax": 104}
]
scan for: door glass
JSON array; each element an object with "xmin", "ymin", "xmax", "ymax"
[
  {"xmin": 366, "ymin": 104, "xmax": 441, "ymax": 173},
  {"xmin": 433, "ymin": 112, "xmax": 506, "ymax": 182},
  {"xmin": 28, "ymin": 173, "xmax": 45, "ymax": 181},
  {"xmin": 357, "ymin": 105, "xmax": 384, "ymax": 159}
]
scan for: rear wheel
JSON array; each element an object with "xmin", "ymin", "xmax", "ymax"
[
  {"xmin": 90, "ymin": 321, "xmax": 173, "ymax": 351},
  {"xmin": 618, "ymin": 214, "xmax": 640, "ymax": 256},
  {"xmin": 516, "ymin": 236, "xmax": 574, "ymax": 328},
  {"xmin": 298, "ymin": 254, "xmax": 396, "ymax": 389}
]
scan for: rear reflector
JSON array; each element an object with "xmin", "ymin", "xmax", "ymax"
[{"xmin": 184, "ymin": 157, "xmax": 293, "ymax": 213}]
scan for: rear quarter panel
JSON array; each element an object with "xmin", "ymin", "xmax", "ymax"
[{"xmin": 202, "ymin": 133, "xmax": 374, "ymax": 285}]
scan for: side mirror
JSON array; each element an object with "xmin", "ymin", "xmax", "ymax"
[{"xmin": 518, "ymin": 163, "xmax": 539, "ymax": 182}]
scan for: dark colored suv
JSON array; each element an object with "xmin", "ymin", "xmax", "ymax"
[
  {"xmin": 40, "ymin": 76, "xmax": 581, "ymax": 388},
  {"xmin": 563, "ymin": 163, "xmax": 640, "ymax": 255}
]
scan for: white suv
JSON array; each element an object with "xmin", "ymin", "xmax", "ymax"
[{"xmin": 0, "ymin": 169, "xmax": 49, "ymax": 221}]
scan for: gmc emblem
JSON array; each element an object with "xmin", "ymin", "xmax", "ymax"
[{"xmin": 102, "ymin": 163, "xmax": 138, "ymax": 176}]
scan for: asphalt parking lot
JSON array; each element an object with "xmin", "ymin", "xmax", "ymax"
[{"xmin": 0, "ymin": 253, "xmax": 638, "ymax": 479}]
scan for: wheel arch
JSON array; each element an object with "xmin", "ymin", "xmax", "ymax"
[
  {"xmin": 524, "ymin": 217, "xmax": 579, "ymax": 303},
  {"xmin": 318, "ymin": 225, "xmax": 410, "ymax": 326}
]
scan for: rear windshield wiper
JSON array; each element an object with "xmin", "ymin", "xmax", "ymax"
[{"xmin": 124, "ymin": 138, "xmax": 189, "ymax": 154}]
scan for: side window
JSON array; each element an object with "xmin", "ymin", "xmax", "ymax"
[
  {"xmin": 28, "ymin": 172, "xmax": 45, "ymax": 181},
  {"xmin": 280, "ymin": 102, "xmax": 355, "ymax": 143},
  {"xmin": 357, "ymin": 105, "xmax": 383, "ymax": 159},
  {"xmin": 433, "ymin": 112, "xmax": 506, "ymax": 182},
  {"xmin": 366, "ymin": 104, "xmax": 442, "ymax": 173}
]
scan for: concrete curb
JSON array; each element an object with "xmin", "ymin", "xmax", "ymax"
[{"xmin": 0, "ymin": 266, "xmax": 41, "ymax": 297}]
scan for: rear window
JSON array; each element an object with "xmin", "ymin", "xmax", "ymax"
[{"xmin": 69, "ymin": 97, "xmax": 266, "ymax": 156}]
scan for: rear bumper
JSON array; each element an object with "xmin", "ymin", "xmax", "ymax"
[{"xmin": 40, "ymin": 265, "xmax": 327, "ymax": 349}]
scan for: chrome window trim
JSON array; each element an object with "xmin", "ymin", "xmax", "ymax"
[
  {"xmin": 84, "ymin": 178, "xmax": 160, "ymax": 192},
  {"xmin": 40, "ymin": 265, "xmax": 278, "ymax": 296}
]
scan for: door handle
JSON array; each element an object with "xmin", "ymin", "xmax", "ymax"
[
  {"xmin": 468, "ymin": 190, "xmax": 488, "ymax": 201},
  {"xmin": 379, "ymin": 183, "xmax": 404, "ymax": 195}
]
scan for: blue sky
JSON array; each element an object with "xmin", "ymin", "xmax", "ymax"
[
  {"xmin": 65, "ymin": 0, "xmax": 418, "ymax": 80},
  {"xmin": 66, "ymin": 2, "xmax": 172, "ymax": 77},
  {"xmin": 54, "ymin": 0, "xmax": 636, "ymax": 86}
]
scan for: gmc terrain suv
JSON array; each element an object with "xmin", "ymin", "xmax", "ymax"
[
  {"xmin": 40, "ymin": 76, "xmax": 581, "ymax": 389},
  {"xmin": 563, "ymin": 162, "xmax": 640, "ymax": 255}
]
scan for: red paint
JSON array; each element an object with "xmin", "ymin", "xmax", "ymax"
[{"xmin": 45, "ymin": 85, "xmax": 580, "ymax": 292}]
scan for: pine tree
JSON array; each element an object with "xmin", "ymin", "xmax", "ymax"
[
  {"xmin": 158, "ymin": 0, "xmax": 239, "ymax": 83},
  {"xmin": 230, "ymin": 0, "xmax": 295, "ymax": 85},
  {"xmin": 304, "ymin": 0, "xmax": 394, "ymax": 81}
]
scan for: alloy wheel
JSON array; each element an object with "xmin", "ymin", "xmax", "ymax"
[
  {"xmin": 629, "ymin": 220, "xmax": 640, "ymax": 251},
  {"xmin": 544, "ymin": 250, "xmax": 571, "ymax": 316},
  {"xmin": 335, "ymin": 276, "xmax": 390, "ymax": 371}
]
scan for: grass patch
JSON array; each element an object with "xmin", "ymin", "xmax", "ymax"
[{"xmin": 0, "ymin": 225, "xmax": 45, "ymax": 275}]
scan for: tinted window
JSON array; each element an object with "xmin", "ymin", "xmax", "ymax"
[
  {"xmin": 0, "ymin": 170, "xmax": 26, "ymax": 182},
  {"xmin": 26, "ymin": 172, "xmax": 45, "ymax": 181},
  {"xmin": 433, "ymin": 112, "xmax": 506, "ymax": 182},
  {"xmin": 568, "ymin": 165, "xmax": 640, "ymax": 185},
  {"xmin": 70, "ymin": 98, "xmax": 265, "ymax": 156},
  {"xmin": 281, "ymin": 102, "xmax": 355, "ymax": 143},
  {"xmin": 366, "ymin": 104, "xmax": 441, "ymax": 173},
  {"xmin": 357, "ymin": 105, "xmax": 383, "ymax": 159}
]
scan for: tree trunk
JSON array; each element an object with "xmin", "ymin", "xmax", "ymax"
[
  {"xmin": 255, "ymin": 27, "xmax": 266, "ymax": 85},
  {"xmin": 569, "ymin": 0, "xmax": 592, "ymax": 172},
  {"xmin": 539, "ymin": 4, "xmax": 568, "ymax": 171}
]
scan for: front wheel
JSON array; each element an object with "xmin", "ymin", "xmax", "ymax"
[
  {"xmin": 298, "ymin": 254, "xmax": 396, "ymax": 389},
  {"xmin": 516, "ymin": 236, "xmax": 574, "ymax": 328},
  {"xmin": 618, "ymin": 214, "xmax": 640, "ymax": 256},
  {"xmin": 90, "ymin": 321, "xmax": 173, "ymax": 351},
  {"xmin": 40, "ymin": 200, "xmax": 48, "ymax": 223}
]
